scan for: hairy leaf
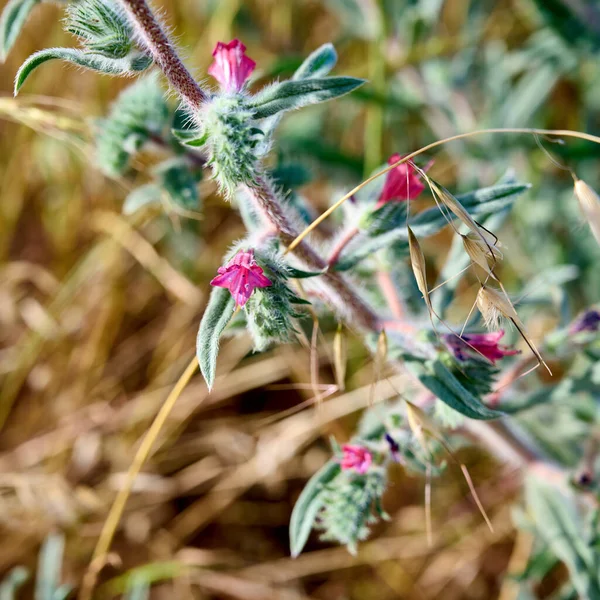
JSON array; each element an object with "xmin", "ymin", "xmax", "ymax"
[
  {"xmin": 0, "ymin": 566, "xmax": 29, "ymax": 600},
  {"xmin": 249, "ymin": 77, "xmax": 366, "ymax": 119},
  {"xmin": 290, "ymin": 460, "xmax": 341, "ymax": 557},
  {"xmin": 406, "ymin": 358, "xmax": 503, "ymax": 420},
  {"xmin": 293, "ymin": 43, "xmax": 337, "ymax": 80},
  {"xmin": 526, "ymin": 477, "xmax": 600, "ymax": 598},
  {"xmin": 0, "ymin": 0, "xmax": 38, "ymax": 61},
  {"xmin": 196, "ymin": 287, "xmax": 236, "ymax": 390},
  {"xmin": 15, "ymin": 48, "xmax": 152, "ymax": 94},
  {"xmin": 122, "ymin": 184, "xmax": 162, "ymax": 215}
]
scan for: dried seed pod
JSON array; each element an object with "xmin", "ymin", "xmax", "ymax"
[
  {"xmin": 476, "ymin": 285, "xmax": 520, "ymax": 330},
  {"xmin": 462, "ymin": 234, "xmax": 502, "ymax": 279},
  {"xmin": 429, "ymin": 180, "xmax": 497, "ymax": 249},
  {"xmin": 574, "ymin": 178, "xmax": 600, "ymax": 247},
  {"xmin": 476, "ymin": 286, "xmax": 551, "ymax": 374},
  {"xmin": 408, "ymin": 226, "xmax": 433, "ymax": 314}
]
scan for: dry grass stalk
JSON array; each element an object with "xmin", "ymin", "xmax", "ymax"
[{"xmin": 333, "ymin": 323, "xmax": 347, "ymax": 391}]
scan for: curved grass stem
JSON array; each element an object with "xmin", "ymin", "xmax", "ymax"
[
  {"xmin": 285, "ymin": 128, "xmax": 600, "ymax": 254},
  {"xmin": 79, "ymin": 356, "xmax": 199, "ymax": 600}
]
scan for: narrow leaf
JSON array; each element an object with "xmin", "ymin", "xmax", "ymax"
[
  {"xmin": 196, "ymin": 287, "xmax": 236, "ymax": 390},
  {"xmin": 15, "ymin": 48, "xmax": 152, "ymax": 94},
  {"xmin": 293, "ymin": 43, "xmax": 337, "ymax": 80},
  {"xmin": 0, "ymin": 0, "xmax": 38, "ymax": 61},
  {"xmin": 172, "ymin": 128, "xmax": 208, "ymax": 147},
  {"xmin": 290, "ymin": 460, "xmax": 341, "ymax": 557},
  {"xmin": 406, "ymin": 358, "xmax": 504, "ymax": 420},
  {"xmin": 249, "ymin": 77, "xmax": 366, "ymax": 119},
  {"xmin": 0, "ymin": 567, "xmax": 29, "ymax": 600},
  {"xmin": 286, "ymin": 267, "xmax": 325, "ymax": 278},
  {"xmin": 122, "ymin": 184, "xmax": 162, "ymax": 215},
  {"xmin": 526, "ymin": 477, "xmax": 600, "ymax": 598}
]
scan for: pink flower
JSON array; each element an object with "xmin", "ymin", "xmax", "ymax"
[
  {"xmin": 208, "ymin": 39, "xmax": 256, "ymax": 92},
  {"xmin": 340, "ymin": 444, "xmax": 372, "ymax": 474},
  {"xmin": 210, "ymin": 249, "xmax": 272, "ymax": 307},
  {"xmin": 444, "ymin": 330, "xmax": 520, "ymax": 364},
  {"xmin": 377, "ymin": 154, "xmax": 426, "ymax": 206}
]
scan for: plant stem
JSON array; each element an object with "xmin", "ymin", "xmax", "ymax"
[
  {"xmin": 245, "ymin": 177, "xmax": 381, "ymax": 331},
  {"xmin": 328, "ymin": 226, "xmax": 359, "ymax": 267},
  {"xmin": 79, "ymin": 356, "xmax": 199, "ymax": 600},
  {"xmin": 119, "ymin": 0, "xmax": 207, "ymax": 109}
]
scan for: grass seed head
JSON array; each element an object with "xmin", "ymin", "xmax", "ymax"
[{"xmin": 574, "ymin": 178, "xmax": 600, "ymax": 247}]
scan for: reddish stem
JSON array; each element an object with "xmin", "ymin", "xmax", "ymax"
[{"xmin": 327, "ymin": 226, "xmax": 359, "ymax": 267}]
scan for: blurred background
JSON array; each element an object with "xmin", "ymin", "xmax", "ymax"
[{"xmin": 1, "ymin": 0, "xmax": 600, "ymax": 598}]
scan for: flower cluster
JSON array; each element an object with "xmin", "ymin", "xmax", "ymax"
[{"xmin": 340, "ymin": 444, "xmax": 372, "ymax": 474}]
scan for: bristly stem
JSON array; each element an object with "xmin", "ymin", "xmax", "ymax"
[
  {"xmin": 245, "ymin": 176, "xmax": 381, "ymax": 332},
  {"xmin": 118, "ymin": 0, "xmax": 207, "ymax": 109},
  {"xmin": 328, "ymin": 226, "xmax": 359, "ymax": 267}
]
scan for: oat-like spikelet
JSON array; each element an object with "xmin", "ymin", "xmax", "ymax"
[
  {"xmin": 476, "ymin": 286, "xmax": 520, "ymax": 330},
  {"xmin": 408, "ymin": 226, "xmax": 433, "ymax": 315},
  {"xmin": 574, "ymin": 178, "xmax": 600, "ymax": 247},
  {"xmin": 462, "ymin": 234, "xmax": 502, "ymax": 280},
  {"xmin": 476, "ymin": 285, "xmax": 551, "ymax": 374}
]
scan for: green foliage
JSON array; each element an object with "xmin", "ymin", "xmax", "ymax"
[
  {"xmin": 15, "ymin": 48, "xmax": 151, "ymax": 93},
  {"xmin": 66, "ymin": 0, "xmax": 134, "ymax": 58},
  {"xmin": 406, "ymin": 357, "xmax": 503, "ymax": 420},
  {"xmin": 0, "ymin": 567, "xmax": 29, "ymax": 600},
  {"xmin": 200, "ymin": 96, "xmax": 262, "ymax": 197},
  {"xmin": 14, "ymin": 0, "xmax": 152, "ymax": 92},
  {"xmin": 249, "ymin": 77, "xmax": 366, "ymax": 119},
  {"xmin": 95, "ymin": 73, "xmax": 170, "ymax": 177},
  {"xmin": 245, "ymin": 252, "xmax": 309, "ymax": 351},
  {"xmin": 316, "ymin": 467, "xmax": 388, "ymax": 554},
  {"xmin": 289, "ymin": 460, "xmax": 341, "ymax": 557},
  {"xmin": 196, "ymin": 287, "xmax": 236, "ymax": 390},
  {"xmin": 154, "ymin": 158, "xmax": 201, "ymax": 210},
  {"xmin": 36, "ymin": 534, "xmax": 72, "ymax": 600},
  {"xmin": 0, "ymin": 0, "xmax": 39, "ymax": 61},
  {"xmin": 292, "ymin": 43, "xmax": 338, "ymax": 80},
  {"xmin": 526, "ymin": 477, "xmax": 600, "ymax": 598}
]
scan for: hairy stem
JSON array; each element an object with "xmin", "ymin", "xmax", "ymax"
[
  {"xmin": 118, "ymin": 0, "xmax": 207, "ymax": 109},
  {"xmin": 245, "ymin": 176, "xmax": 381, "ymax": 332},
  {"xmin": 328, "ymin": 225, "xmax": 359, "ymax": 267}
]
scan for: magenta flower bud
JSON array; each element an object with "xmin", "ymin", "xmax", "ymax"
[
  {"xmin": 377, "ymin": 153, "xmax": 426, "ymax": 206},
  {"xmin": 340, "ymin": 444, "xmax": 372, "ymax": 474},
  {"xmin": 444, "ymin": 330, "xmax": 520, "ymax": 364},
  {"xmin": 208, "ymin": 39, "xmax": 256, "ymax": 93},
  {"xmin": 210, "ymin": 249, "xmax": 272, "ymax": 307}
]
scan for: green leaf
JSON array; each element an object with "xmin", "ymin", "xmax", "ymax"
[
  {"xmin": 15, "ymin": 48, "xmax": 152, "ymax": 94},
  {"xmin": 406, "ymin": 358, "xmax": 503, "ymax": 420},
  {"xmin": 0, "ymin": 0, "xmax": 38, "ymax": 61},
  {"xmin": 290, "ymin": 460, "xmax": 341, "ymax": 558},
  {"xmin": 526, "ymin": 477, "xmax": 600, "ymax": 598},
  {"xmin": 155, "ymin": 158, "xmax": 200, "ymax": 210},
  {"xmin": 196, "ymin": 287, "xmax": 236, "ymax": 390},
  {"xmin": 286, "ymin": 267, "xmax": 325, "ymax": 279},
  {"xmin": 172, "ymin": 128, "xmax": 208, "ymax": 147},
  {"xmin": 293, "ymin": 43, "xmax": 337, "ymax": 80},
  {"xmin": 0, "ymin": 566, "xmax": 29, "ymax": 600},
  {"xmin": 360, "ymin": 202, "xmax": 408, "ymax": 236},
  {"xmin": 249, "ymin": 77, "xmax": 366, "ymax": 119},
  {"xmin": 36, "ymin": 534, "xmax": 71, "ymax": 600},
  {"xmin": 122, "ymin": 184, "xmax": 162, "ymax": 215}
]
